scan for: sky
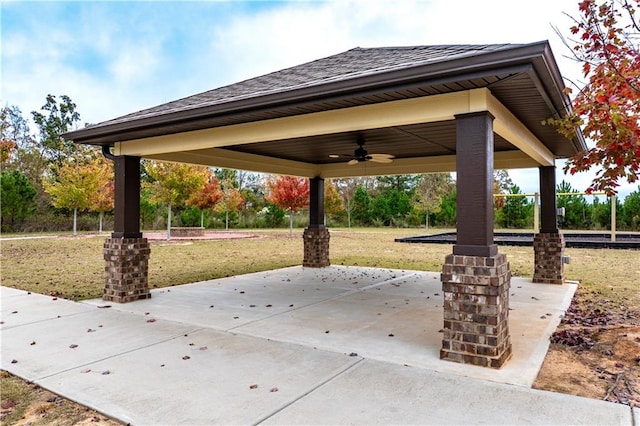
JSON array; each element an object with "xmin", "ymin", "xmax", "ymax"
[{"xmin": 1, "ymin": 0, "xmax": 636, "ymax": 200}]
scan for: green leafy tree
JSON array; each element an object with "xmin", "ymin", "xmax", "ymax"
[
  {"xmin": 557, "ymin": 180, "xmax": 591, "ymax": 229},
  {"xmin": 44, "ymin": 159, "xmax": 104, "ymax": 234},
  {"xmin": 145, "ymin": 161, "xmax": 209, "ymax": 239},
  {"xmin": 432, "ymin": 190, "xmax": 457, "ymax": 227},
  {"xmin": 496, "ymin": 185, "xmax": 533, "ymax": 229},
  {"xmin": 88, "ymin": 157, "xmax": 114, "ymax": 233},
  {"xmin": 31, "ymin": 94, "xmax": 82, "ymax": 169},
  {"xmin": 622, "ymin": 187, "xmax": 640, "ymax": 230},
  {"xmin": 372, "ymin": 188, "xmax": 412, "ymax": 226},
  {"xmin": 352, "ymin": 185, "xmax": 372, "ymax": 226},
  {"xmin": 0, "ymin": 170, "xmax": 37, "ymax": 232},
  {"xmin": 413, "ymin": 173, "xmax": 454, "ymax": 228}
]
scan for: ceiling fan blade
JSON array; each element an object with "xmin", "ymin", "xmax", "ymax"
[
  {"xmin": 369, "ymin": 153, "xmax": 395, "ymax": 160},
  {"xmin": 347, "ymin": 159, "xmax": 359, "ymax": 165},
  {"xmin": 369, "ymin": 157, "xmax": 393, "ymax": 164}
]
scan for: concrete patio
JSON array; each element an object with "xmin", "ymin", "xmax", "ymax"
[{"xmin": 1, "ymin": 266, "xmax": 636, "ymax": 425}]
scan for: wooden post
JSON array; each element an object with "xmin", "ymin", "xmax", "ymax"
[{"xmin": 611, "ymin": 195, "xmax": 616, "ymax": 242}]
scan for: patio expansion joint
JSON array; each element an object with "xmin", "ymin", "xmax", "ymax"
[
  {"xmin": 251, "ymin": 357, "xmax": 365, "ymax": 425},
  {"xmin": 30, "ymin": 327, "xmax": 205, "ymax": 383},
  {"xmin": 226, "ymin": 272, "xmax": 421, "ymax": 333},
  {"xmin": 0, "ymin": 309, "xmax": 98, "ymax": 331}
]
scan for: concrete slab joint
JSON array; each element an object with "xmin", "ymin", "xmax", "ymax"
[
  {"xmin": 302, "ymin": 226, "xmax": 330, "ymax": 268},
  {"xmin": 103, "ymin": 237, "xmax": 151, "ymax": 303},
  {"xmin": 533, "ymin": 232, "xmax": 565, "ymax": 285},
  {"xmin": 440, "ymin": 253, "xmax": 512, "ymax": 368}
]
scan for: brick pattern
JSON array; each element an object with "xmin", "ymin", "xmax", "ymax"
[
  {"xmin": 533, "ymin": 232, "xmax": 565, "ymax": 284},
  {"xmin": 302, "ymin": 227, "xmax": 330, "ymax": 268},
  {"xmin": 103, "ymin": 237, "xmax": 151, "ymax": 303},
  {"xmin": 440, "ymin": 253, "xmax": 512, "ymax": 368}
]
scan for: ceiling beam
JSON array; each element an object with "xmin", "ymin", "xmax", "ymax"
[
  {"xmin": 485, "ymin": 91, "xmax": 555, "ymax": 166},
  {"xmin": 145, "ymin": 148, "xmax": 320, "ymax": 177},
  {"xmin": 144, "ymin": 149, "xmax": 538, "ymax": 178},
  {"xmin": 115, "ymin": 89, "xmax": 489, "ymax": 157}
]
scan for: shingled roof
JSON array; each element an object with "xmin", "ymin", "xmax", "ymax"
[
  {"xmin": 65, "ymin": 41, "xmax": 585, "ymax": 176},
  {"xmin": 96, "ymin": 44, "xmax": 517, "ymax": 127}
]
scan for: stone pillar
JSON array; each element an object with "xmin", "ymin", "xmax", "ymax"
[
  {"xmin": 533, "ymin": 166, "xmax": 565, "ymax": 284},
  {"xmin": 104, "ymin": 237, "xmax": 151, "ymax": 302},
  {"xmin": 440, "ymin": 111, "xmax": 512, "ymax": 368},
  {"xmin": 103, "ymin": 155, "xmax": 151, "ymax": 302},
  {"xmin": 303, "ymin": 177, "xmax": 330, "ymax": 268},
  {"xmin": 441, "ymin": 253, "xmax": 512, "ymax": 368}
]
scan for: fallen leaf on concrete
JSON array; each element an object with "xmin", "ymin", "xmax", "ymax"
[
  {"xmin": 80, "ymin": 369, "xmax": 92, "ymax": 373},
  {"xmin": 97, "ymin": 305, "xmax": 111, "ymax": 309},
  {"xmin": 146, "ymin": 318, "xmax": 157, "ymax": 323},
  {"xmin": 69, "ymin": 344, "xmax": 78, "ymax": 349},
  {"xmin": 249, "ymin": 384, "xmax": 258, "ymax": 389},
  {"xmin": 182, "ymin": 355, "xmax": 190, "ymax": 360},
  {"xmin": 270, "ymin": 387, "xmax": 278, "ymax": 392},
  {"xmin": 11, "ymin": 359, "xmax": 18, "ymax": 364},
  {"xmin": 199, "ymin": 346, "xmax": 208, "ymax": 351},
  {"xmin": 101, "ymin": 370, "xmax": 111, "ymax": 375},
  {"xmin": 30, "ymin": 341, "xmax": 36, "ymax": 345}
]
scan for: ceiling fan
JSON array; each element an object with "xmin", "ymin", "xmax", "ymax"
[{"xmin": 332, "ymin": 136, "xmax": 394, "ymax": 165}]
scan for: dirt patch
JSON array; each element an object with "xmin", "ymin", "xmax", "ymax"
[
  {"xmin": 0, "ymin": 371, "xmax": 123, "ymax": 425},
  {"xmin": 533, "ymin": 286, "xmax": 640, "ymax": 407}
]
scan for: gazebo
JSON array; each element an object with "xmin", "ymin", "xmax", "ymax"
[{"xmin": 64, "ymin": 41, "xmax": 585, "ymax": 368}]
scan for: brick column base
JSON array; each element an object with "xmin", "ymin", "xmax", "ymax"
[
  {"xmin": 103, "ymin": 237, "xmax": 151, "ymax": 303},
  {"xmin": 303, "ymin": 226, "xmax": 330, "ymax": 268},
  {"xmin": 440, "ymin": 253, "xmax": 512, "ymax": 368},
  {"xmin": 533, "ymin": 233, "xmax": 565, "ymax": 284}
]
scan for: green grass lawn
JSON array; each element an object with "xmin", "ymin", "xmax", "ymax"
[{"xmin": 1, "ymin": 228, "xmax": 638, "ymax": 307}]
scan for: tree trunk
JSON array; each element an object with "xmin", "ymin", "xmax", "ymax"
[
  {"xmin": 347, "ymin": 199, "xmax": 352, "ymax": 229},
  {"xmin": 166, "ymin": 203, "xmax": 172, "ymax": 241},
  {"xmin": 99, "ymin": 212, "xmax": 104, "ymax": 233},
  {"xmin": 225, "ymin": 209, "xmax": 229, "ymax": 230},
  {"xmin": 289, "ymin": 211, "xmax": 293, "ymax": 236},
  {"xmin": 200, "ymin": 210, "xmax": 204, "ymax": 228},
  {"xmin": 73, "ymin": 208, "xmax": 78, "ymax": 235}
]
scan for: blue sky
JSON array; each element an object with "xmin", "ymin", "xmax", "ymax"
[{"xmin": 1, "ymin": 0, "xmax": 636, "ymax": 199}]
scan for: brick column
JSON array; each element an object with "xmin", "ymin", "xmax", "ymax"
[
  {"xmin": 440, "ymin": 111, "xmax": 512, "ymax": 368},
  {"xmin": 441, "ymin": 253, "xmax": 512, "ymax": 368},
  {"xmin": 303, "ymin": 227, "xmax": 330, "ymax": 267},
  {"xmin": 533, "ymin": 166, "xmax": 565, "ymax": 284},
  {"xmin": 533, "ymin": 233, "xmax": 565, "ymax": 284},
  {"xmin": 103, "ymin": 237, "xmax": 151, "ymax": 302},
  {"xmin": 103, "ymin": 155, "xmax": 151, "ymax": 302},
  {"xmin": 303, "ymin": 177, "xmax": 330, "ymax": 268}
]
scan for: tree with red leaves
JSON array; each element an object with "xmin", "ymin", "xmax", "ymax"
[
  {"xmin": 552, "ymin": 0, "xmax": 639, "ymax": 195},
  {"xmin": 265, "ymin": 175, "xmax": 310, "ymax": 235},
  {"xmin": 187, "ymin": 173, "xmax": 223, "ymax": 227}
]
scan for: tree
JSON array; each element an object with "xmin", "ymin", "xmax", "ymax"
[
  {"xmin": 31, "ymin": 94, "xmax": 82, "ymax": 169},
  {"xmin": 413, "ymin": 173, "xmax": 453, "ymax": 229},
  {"xmin": 44, "ymin": 160, "xmax": 104, "ymax": 234},
  {"xmin": 351, "ymin": 185, "xmax": 372, "ymax": 226},
  {"xmin": 145, "ymin": 161, "xmax": 209, "ymax": 239},
  {"xmin": 187, "ymin": 173, "xmax": 223, "ymax": 227},
  {"xmin": 496, "ymin": 185, "xmax": 533, "ymax": 229},
  {"xmin": 622, "ymin": 186, "xmax": 640, "ymax": 229},
  {"xmin": 557, "ymin": 180, "xmax": 591, "ymax": 229},
  {"xmin": 333, "ymin": 177, "xmax": 365, "ymax": 228},
  {"xmin": 86, "ymin": 157, "xmax": 114, "ymax": 233},
  {"xmin": 214, "ymin": 177, "xmax": 244, "ymax": 230},
  {"xmin": 324, "ymin": 180, "xmax": 345, "ymax": 225},
  {"xmin": 551, "ymin": 0, "xmax": 640, "ymax": 194},
  {"xmin": 0, "ymin": 170, "xmax": 36, "ymax": 232},
  {"xmin": 265, "ymin": 175, "xmax": 309, "ymax": 235}
]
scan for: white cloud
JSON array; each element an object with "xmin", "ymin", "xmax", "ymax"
[{"xmin": 1, "ymin": 0, "xmax": 635, "ymax": 197}]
